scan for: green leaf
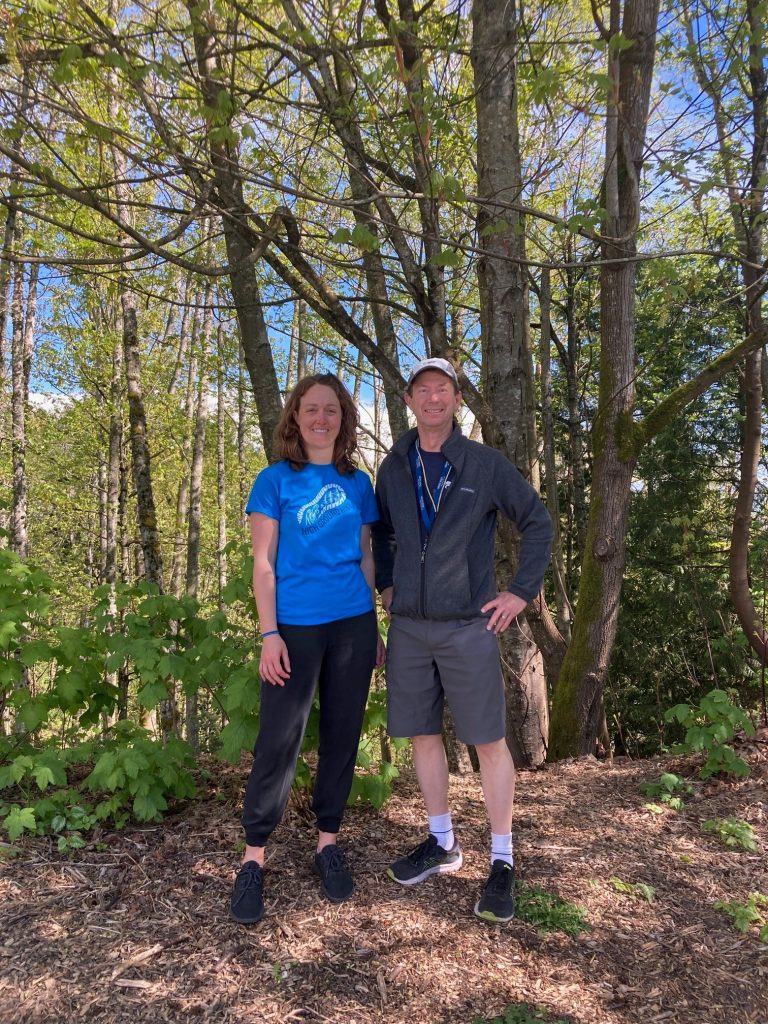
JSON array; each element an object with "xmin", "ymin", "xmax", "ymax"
[
  {"xmin": 4, "ymin": 805, "xmax": 36, "ymax": 841},
  {"xmin": 133, "ymin": 790, "xmax": 167, "ymax": 822},
  {"xmin": 219, "ymin": 715, "xmax": 259, "ymax": 762},
  {"xmin": 590, "ymin": 72, "xmax": 616, "ymax": 96},
  {"xmin": 136, "ymin": 678, "xmax": 168, "ymax": 708},
  {"xmin": 479, "ymin": 219, "xmax": 511, "ymax": 238},
  {"xmin": 31, "ymin": 765, "xmax": 56, "ymax": 791},
  {"xmin": 430, "ymin": 249, "xmax": 461, "ymax": 268},
  {"xmin": 608, "ymin": 32, "xmax": 636, "ymax": 53},
  {"xmin": 20, "ymin": 640, "xmax": 55, "ymax": 667},
  {"xmin": 10, "ymin": 755, "xmax": 33, "ymax": 784},
  {"xmin": 349, "ymin": 223, "xmax": 378, "ymax": 251}
]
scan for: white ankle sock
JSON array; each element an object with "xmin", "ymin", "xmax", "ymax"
[
  {"xmin": 491, "ymin": 832, "xmax": 514, "ymax": 867},
  {"xmin": 428, "ymin": 812, "xmax": 455, "ymax": 851}
]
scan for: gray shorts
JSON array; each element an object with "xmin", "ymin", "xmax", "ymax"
[{"xmin": 386, "ymin": 615, "xmax": 505, "ymax": 745}]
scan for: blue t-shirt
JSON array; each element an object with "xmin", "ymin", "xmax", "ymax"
[{"xmin": 245, "ymin": 460, "xmax": 379, "ymax": 626}]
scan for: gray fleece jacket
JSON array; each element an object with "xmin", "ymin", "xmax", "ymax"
[{"xmin": 372, "ymin": 426, "xmax": 553, "ymax": 621}]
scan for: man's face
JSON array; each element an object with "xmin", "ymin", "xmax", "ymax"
[{"xmin": 405, "ymin": 370, "xmax": 461, "ymax": 432}]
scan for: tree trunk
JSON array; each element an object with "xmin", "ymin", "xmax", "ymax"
[
  {"xmin": 540, "ymin": 267, "xmax": 571, "ymax": 640},
  {"xmin": 186, "ymin": 0, "xmax": 283, "ymax": 459},
  {"xmin": 681, "ymin": 0, "xmax": 768, "ymax": 671},
  {"xmin": 281, "ymin": 0, "xmax": 409, "ymax": 439},
  {"xmin": 471, "ymin": 0, "xmax": 549, "ymax": 767},
  {"xmin": 170, "ymin": 299, "xmax": 201, "ymax": 598},
  {"xmin": 216, "ymin": 325, "xmax": 228, "ymax": 612},
  {"xmin": 105, "ymin": 329, "xmax": 123, "ymax": 586},
  {"xmin": 728, "ymin": 0, "xmax": 767, "ymax": 667},
  {"xmin": 10, "ymin": 258, "xmax": 29, "ymax": 558},
  {"xmin": 185, "ymin": 292, "xmax": 212, "ymax": 753},
  {"xmin": 549, "ymin": 0, "xmax": 660, "ymax": 759}
]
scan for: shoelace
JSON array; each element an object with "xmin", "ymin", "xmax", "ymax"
[
  {"xmin": 485, "ymin": 864, "xmax": 513, "ymax": 893},
  {"xmin": 407, "ymin": 836, "xmax": 438, "ymax": 863},
  {"xmin": 322, "ymin": 848, "xmax": 348, "ymax": 874},
  {"xmin": 234, "ymin": 863, "xmax": 262, "ymax": 899}
]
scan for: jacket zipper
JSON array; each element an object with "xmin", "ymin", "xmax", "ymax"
[{"xmin": 419, "ymin": 537, "xmax": 429, "ymax": 617}]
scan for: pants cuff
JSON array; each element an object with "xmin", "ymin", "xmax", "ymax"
[{"xmin": 316, "ymin": 816, "xmax": 342, "ymax": 834}]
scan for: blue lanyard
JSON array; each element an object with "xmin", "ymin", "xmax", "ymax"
[{"xmin": 412, "ymin": 442, "xmax": 451, "ymax": 535}]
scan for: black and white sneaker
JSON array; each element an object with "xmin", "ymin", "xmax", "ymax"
[
  {"xmin": 230, "ymin": 860, "xmax": 264, "ymax": 924},
  {"xmin": 387, "ymin": 834, "xmax": 463, "ymax": 885},
  {"xmin": 314, "ymin": 845, "xmax": 354, "ymax": 902},
  {"xmin": 474, "ymin": 859, "xmax": 515, "ymax": 923}
]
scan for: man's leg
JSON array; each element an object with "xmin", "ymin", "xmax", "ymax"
[
  {"xmin": 475, "ymin": 737, "xmax": 516, "ymax": 835},
  {"xmin": 474, "ymin": 737, "xmax": 516, "ymax": 923},
  {"xmin": 411, "ymin": 733, "xmax": 450, "ymax": 816},
  {"xmin": 386, "ymin": 732, "xmax": 463, "ymax": 884},
  {"xmin": 385, "ymin": 618, "xmax": 462, "ymax": 883}
]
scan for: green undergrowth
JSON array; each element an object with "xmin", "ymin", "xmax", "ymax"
[
  {"xmin": 473, "ymin": 1002, "xmax": 571, "ymax": 1024},
  {"xmin": 701, "ymin": 818, "xmax": 758, "ymax": 853},
  {"xmin": 664, "ymin": 689, "xmax": 754, "ymax": 779},
  {"xmin": 608, "ymin": 876, "xmax": 656, "ymax": 902},
  {"xmin": 0, "ymin": 545, "xmax": 401, "ymax": 845},
  {"xmin": 515, "ymin": 882, "xmax": 588, "ymax": 937},
  {"xmin": 714, "ymin": 893, "xmax": 768, "ymax": 943}
]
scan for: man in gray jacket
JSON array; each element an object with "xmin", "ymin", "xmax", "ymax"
[{"xmin": 372, "ymin": 357, "xmax": 553, "ymax": 923}]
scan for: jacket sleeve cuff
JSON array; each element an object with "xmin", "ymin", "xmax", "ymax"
[{"xmin": 507, "ymin": 583, "xmax": 535, "ymax": 604}]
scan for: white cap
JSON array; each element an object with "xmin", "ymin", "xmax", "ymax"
[{"xmin": 407, "ymin": 357, "xmax": 459, "ymax": 388}]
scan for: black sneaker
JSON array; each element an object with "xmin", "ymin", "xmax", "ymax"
[
  {"xmin": 314, "ymin": 845, "xmax": 354, "ymax": 903},
  {"xmin": 230, "ymin": 860, "xmax": 264, "ymax": 924},
  {"xmin": 387, "ymin": 834, "xmax": 463, "ymax": 885},
  {"xmin": 474, "ymin": 859, "xmax": 515, "ymax": 923}
]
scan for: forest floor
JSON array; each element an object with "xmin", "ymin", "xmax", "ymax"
[{"xmin": 1, "ymin": 747, "xmax": 767, "ymax": 1024}]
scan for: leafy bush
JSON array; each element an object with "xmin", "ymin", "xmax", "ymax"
[
  {"xmin": 664, "ymin": 689, "xmax": 755, "ymax": 778},
  {"xmin": 701, "ymin": 818, "xmax": 758, "ymax": 853},
  {"xmin": 640, "ymin": 771, "xmax": 693, "ymax": 809},
  {"xmin": 0, "ymin": 722, "xmax": 196, "ymax": 844},
  {"xmin": 0, "ymin": 546, "xmax": 403, "ymax": 843},
  {"xmin": 714, "ymin": 893, "xmax": 768, "ymax": 942}
]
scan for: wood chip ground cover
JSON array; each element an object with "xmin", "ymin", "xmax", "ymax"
[{"xmin": 1, "ymin": 755, "xmax": 767, "ymax": 1024}]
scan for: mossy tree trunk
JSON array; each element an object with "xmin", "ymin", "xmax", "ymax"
[{"xmin": 549, "ymin": 0, "xmax": 660, "ymax": 759}]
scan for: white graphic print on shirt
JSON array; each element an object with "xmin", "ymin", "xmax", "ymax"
[{"xmin": 297, "ymin": 484, "xmax": 348, "ymax": 535}]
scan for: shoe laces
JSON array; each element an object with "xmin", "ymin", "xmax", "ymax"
[
  {"xmin": 408, "ymin": 835, "xmax": 439, "ymax": 863},
  {"xmin": 235, "ymin": 861, "xmax": 262, "ymax": 895},
  {"xmin": 322, "ymin": 846, "xmax": 348, "ymax": 874},
  {"xmin": 485, "ymin": 862, "xmax": 513, "ymax": 894}
]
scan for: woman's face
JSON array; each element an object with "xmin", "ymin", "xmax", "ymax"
[{"xmin": 295, "ymin": 383, "xmax": 342, "ymax": 462}]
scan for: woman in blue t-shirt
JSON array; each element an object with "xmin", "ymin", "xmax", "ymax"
[{"xmin": 230, "ymin": 373, "xmax": 384, "ymax": 924}]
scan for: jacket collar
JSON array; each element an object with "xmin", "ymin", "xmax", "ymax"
[{"xmin": 391, "ymin": 423, "xmax": 467, "ymax": 469}]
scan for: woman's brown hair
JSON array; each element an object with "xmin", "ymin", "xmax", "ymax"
[{"xmin": 274, "ymin": 373, "xmax": 359, "ymax": 474}]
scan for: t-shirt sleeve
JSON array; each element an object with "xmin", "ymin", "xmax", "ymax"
[
  {"xmin": 357, "ymin": 472, "xmax": 379, "ymax": 524},
  {"xmin": 245, "ymin": 466, "xmax": 281, "ymax": 519}
]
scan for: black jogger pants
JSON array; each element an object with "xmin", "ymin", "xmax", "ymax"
[{"xmin": 241, "ymin": 610, "xmax": 377, "ymax": 847}]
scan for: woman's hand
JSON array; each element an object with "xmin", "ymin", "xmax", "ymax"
[
  {"xmin": 259, "ymin": 634, "xmax": 291, "ymax": 686},
  {"xmin": 375, "ymin": 634, "xmax": 387, "ymax": 668}
]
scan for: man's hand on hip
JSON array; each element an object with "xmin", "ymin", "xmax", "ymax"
[{"xmin": 481, "ymin": 592, "xmax": 527, "ymax": 634}]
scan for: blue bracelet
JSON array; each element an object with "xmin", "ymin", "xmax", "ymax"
[{"xmin": 260, "ymin": 630, "xmax": 280, "ymax": 638}]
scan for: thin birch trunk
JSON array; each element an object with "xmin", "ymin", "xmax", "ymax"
[
  {"xmin": 170, "ymin": 297, "xmax": 202, "ymax": 598},
  {"xmin": 539, "ymin": 268, "xmax": 571, "ymax": 640},
  {"xmin": 216, "ymin": 325, "xmax": 227, "ymax": 612}
]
